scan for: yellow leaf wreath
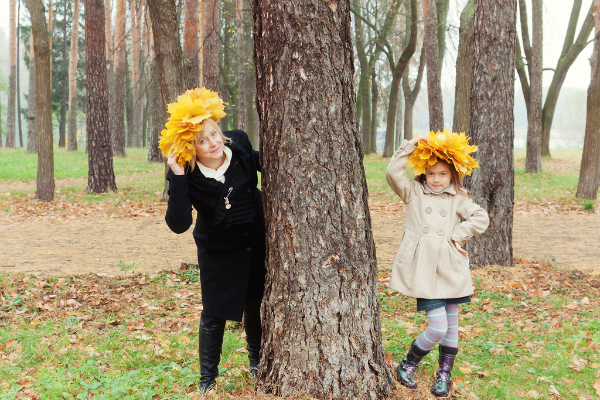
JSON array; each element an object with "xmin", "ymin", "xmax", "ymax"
[
  {"xmin": 158, "ymin": 88, "xmax": 227, "ymax": 166},
  {"xmin": 407, "ymin": 130, "xmax": 479, "ymax": 177}
]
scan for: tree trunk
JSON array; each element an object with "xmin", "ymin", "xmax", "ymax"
[
  {"xmin": 198, "ymin": 0, "xmax": 204, "ymax": 86},
  {"xmin": 540, "ymin": 1, "xmax": 594, "ymax": 157},
  {"xmin": 27, "ymin": 35, "xmax": 37, "ymax": 153},
  {"xmin": 383, "ymin": 0, "xmax": 417, "ymax": 157},
  {"xmin": 452, "ymin": 0, "xmax": 474, "ymax": 135},
  {"xmin": 395, "ymin": 87, "xmax": 403, "ymax": 149},
  {"xmin": 68, "ymin": 0, "xmax": 80, "ymax": 150},
  {"xmin": 147, "ymin": 0, "xmax": 185, "ymax": 200},
  {"xmin": 24, "ymin": 0, "xmax": 55, "ymax": 201},
  {"xmin": 576, "ymin": 20, "xmax": 600, "ymax": 198},
  {"xmin": 59, "ymin": 42, "xmax": 68, "ymax": 148},
  {"xmin": 105, "ymin": 0, "xmax": 115, "ymax": 152},
  {"xmin": 113, "ymin": 0, "xmax": 127, "ymax": 156},
  {"xmin": 140, "ymin": 7, "xmax": 148, "ymax": 147},
  {"xmin": 203, "ymin": 0, "xmax": 219, "ymax": 91},
  {"xmin": 48, "ymin": 0, "xmax": 53, "ymax": 84},
  {"xmin": 402, "ymin": 45, "xmax": 425, "ymax": 141},
  {"xmin": 184, "ymin": 0, "xmax": 200, "ymax": 88},
  {"xmin": 423, "ymin": 0, "xmax": 443, "ymax": 131},
  {"xmin": 125, "ymin": 54, "xmax": 134, "ymax": 146},
  {"xmin": 465, "ymin": 0, "xmax": 516, "ymax": 268},
  {"xmin": 17, "ymin": 0, "xmax": 23, "ymax": 148},
  {"xmin": 370, "ymin": 71, "xmax": 378, "ymax": 152},
  {"xmin": 146, "ymin": 21, "xmax": 164, "ymax": 162},
  {"xmin": 130, "ymin": 0, "xmax": 143, "ymax": 147},
  {"xmin": 236, "ymin": 0, "xmax": 246, "ymax": 131},
  {"xmin": 525, "ymin": 0, "xmax": 542, "ymax": 173},
  {"xmin": 84, "ymin": 0, "xmax": 117, "ymax": 193},
  {"xmin": 436, "ymin": 0, "xmax": 449, "ymax": 71},
  {"xmin": 6, "ymin": 0, "xmax": 17, "ymax": 148},
  {"xmin": 253, "ymin": 0, "xmax": 395, "ymax": 397}
]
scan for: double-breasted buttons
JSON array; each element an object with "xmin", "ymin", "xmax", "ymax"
[
  {"xmin": 244, "ymin": 232, "xmax": 249, "ymax": 236},
  {"xmin": 425, "ymin": 207, "xmax": 432, "ymax": 214},
  {"xmin": 440, "ymin": 210, "xmax": 447, "ymax": 217},
  {"xmin": 247, "ymin": 247, "xmax": 252, "ymax": 252},
  {"xmin": 423, "ymin": 227, "xmax": 429, "ymax": 234},
  {"xmin": 438, "ymin": 230, "xmax": 444, "ymax": 236},
  {"xmin": 441, "ymin": 193, "xmax": 448, "ymax": 199}
]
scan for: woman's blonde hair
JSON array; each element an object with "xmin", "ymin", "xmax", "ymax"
[
  {"xmin": 414, "ymin": 159, "xmax": 473, "ymax": 198},
  {"xmin": 186, "ymin": 119, "xmax": 232, "ymax": 172}
]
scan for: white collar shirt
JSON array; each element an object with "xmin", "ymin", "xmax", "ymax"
[{"xmin": 197, "ymin": 146, "xmax": 232, "ymax": 183}]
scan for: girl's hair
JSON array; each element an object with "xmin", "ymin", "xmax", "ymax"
[
  {"xmin": 186, "ymin": 118, "xmax": 232, "ymax": 172},
  {"xmin": 414, "ymin": 159, "xmax": 473, "ymax": 198}
]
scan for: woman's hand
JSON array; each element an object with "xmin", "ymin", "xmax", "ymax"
[
  {"xmin": 454, "ymin": 241, "xmax": 468, "ymax": 256},
  {"xmin": 409, "ymin": 135, "xmax": 429, "ymax": 146},
  {"xmin": 167, "ymin": 149, "xmax": 185, "ymax": 176}
]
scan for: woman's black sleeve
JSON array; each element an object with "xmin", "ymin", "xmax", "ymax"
[
  {"xmin": 165, "ymin": 171, "xmax": 193, "ymax": 234},
  {"xmin": 253, "ymin": 150, "xmax": 261, "ymax": 172}
]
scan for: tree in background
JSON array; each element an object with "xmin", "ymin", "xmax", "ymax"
[
  {"xmin": 422, "ymin": 0, "xmax": 443, "ymax": 131},
  {"xmin": 84, "ymin": 0, "xmax": 117, "ymax": 193},
  {"xmin": 130, "ymin": 0, "xmax": 143, "ymax": 147},
  {"xmin": 254, "ymin": 0, "xmax": 395, "ymax": 397},
  {"xmin": 24, "ymin": 0, "xmax": 55, "ymax": 201},
  {"xmin": 27, "ymin": 35, "xmax": 37, "ymax": 152},
  {"xmin": 203, "ymin": 0, "xmax": 219, "ymax": 91},
  {"xmin": 112, "ymin": 0, "xmax": 127, "ymax": 156},
  {"xmin": 183, "ymin": 0, "xmax": 200, "ymax": 89},
  {"xmin": 452, "ymin": 0, "xmax": 473, "ymax": 135},
  {"xmin": 6, "ymin": 0, "xmax": 17, "ymax": 147},
  {"xmin": 67, "ymin": 0, "xmax": 80, "ymax": 151},
  {"xmin": 576, "ymin": 0, "xmax": 600, "ymax": 200},
  {"xmin": 146, "ymin": 15, "xmax": 164, "ymax": 163},
  {"xmin": 236, "ymin": 0, "xmax": 246, "ymax": 131},
  {"xmin": 402, "ymin": 46, "xmax": 425, "ymax": 141},
  {"xmin": 515, "ymin": 0, "xmax": 542, "ymax": 173},
  {"xmin": 105, "ymin": 0, "xmax": 115, "ymax": 151},
  {"xmin": 465, "ymin": 0, "xmax": 516, "ymax": 268}
]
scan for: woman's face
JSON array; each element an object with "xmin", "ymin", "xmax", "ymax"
[
  {"xmin": 425, "ymin": 161, "xmax": 452, "ymax": 192},
  {"xmin": 195, "ymin": 122, "xmax": 224, "ymax": 162}
]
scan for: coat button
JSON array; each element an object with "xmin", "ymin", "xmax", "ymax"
[
  {"xmin": 247, "ymin": 247, "xmax": 251, "ymax": 252},
  {"xmin": 425, "ymin": 207, "xmax": 432, "ymax": 214},
  {"xmin": 440, "ymin": 210, "xmax": 447, "ymax": 217},
  {"xmin": 244, "ymin": 232, "xmax": 249, "ymax": 236},
  {"xmin": 441, "ymin": 193, "xmax": 448, "ymax": 199},
  {"xmin": 423, "ymin": 227, "xmax": 429, "ymax": 234},
  {"xmin": 438, "ymin": 230, "xmax": 444, "ymax": 236}
]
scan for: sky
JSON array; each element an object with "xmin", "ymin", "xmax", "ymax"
[{"xmin": 0, "ymin": 0, "xmax": 596, "ymax": 90}]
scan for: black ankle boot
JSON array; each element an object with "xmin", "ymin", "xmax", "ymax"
[
  {"xmin": 198, "ymin": 314, "xmax": 226, "ymax": 392},
  {"xmin": 396, "ymin": 340, "xmax": 430, "ymax": 389},
  {"xmin": 243, "ymin": 300, "xmax": 262, "ymax": 378},
  {"xmin": 431, "ymin": 345, "xmax": 458, "ymax": 397}
]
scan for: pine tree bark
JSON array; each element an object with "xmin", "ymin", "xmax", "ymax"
[
  {"xmin": 184, "ymin": 0, "xmax": 200, "ymax": 88},
  {"xmin": 105, "ymin": 0, "xmax": 115, "ymax": 152},
  {"xmin": 370, "ymin": 70, "xmax": 378, "ymax": 151},
  {"xmin": 423, "ymin": 0, "xmax": 443, "ymax": 131},
  {"xmin": 6, "ymin": 0, "xmax": 17, "ymax": 148},
  {"xmin": 402, "ymin": 45, "xmax": 425, "ymax": 141},
  {"xmin": 576, "ymin": 12, "xmax": 600, "ymax": 199},
  {"xmin": 524, "ymin": 0, "xmax": 542, "ymax": 173},
  {"xmin": 112, "ymin": 0, "xmax": 127, "ymax": 156},
  {"xmin": 146, "ymin": 20, "xmax": 164, "ymax": 162},
  {"xmin": 465, "ymin": 0, "xmax": 516, "ymax": 268},
  {"xmin": 24, "ymin": 0, "xmax": 55, "ymax": 201},
  {"xmin": 130, "ymin": 0, "xmax": 143, "ymax": 147},
  {"xmin": 84, "ymin": 0, "xmax": 117, "ymax": 193},
  {"xmin": 236, "ymin": 0, "xmax": 246, "ymax": 131},
  {"xmin": 203, "ymin": 0, "xmax": 219, "ymax": 91},
  {"xmin": 253, "ymin": 0, "xmax": 395, "ymax": 397},
  {"xmin": 452, "ymin": 0, "xmax": 474, "ymax": 135},
  {"xmin": 125, "ymin": 54, "xmax": 135, "ymax": 146},
  {"xmin": 68, "ymin": 0, "xmax": 80, "ymax": 151},
  {"xmin": 17, "ymin": 0, "xmax": 23, "ymax": 148},
  {"xmin": 383, "ymin": 0, "xmax": 417, "ymax": 157},
  {"xmin": 58, "ymin": 22, "xmax": 68, "ymax": 148},
  {"xmin": 27, "ymin": 35, "xmax": 37, "ymax": 152}
]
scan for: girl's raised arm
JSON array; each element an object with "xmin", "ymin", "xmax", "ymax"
[{"xmin": 385, "ymin": 140, "xmax": 419, "ymax": 203}]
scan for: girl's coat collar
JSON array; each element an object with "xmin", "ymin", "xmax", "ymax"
[{"xmin": 419, "ymin": 182, "xmax": 457, "ymax": 195}]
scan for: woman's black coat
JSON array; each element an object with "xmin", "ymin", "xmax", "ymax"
[{"xmin": 165, "ymin": 130, "xmax": 266, "ymax": 321}]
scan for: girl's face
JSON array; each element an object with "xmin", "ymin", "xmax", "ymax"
[
  {"xmin": 425, "ymin": 161, "xmax": 452, "ymax": 192},
  {"xmin": 195, "ymin": 122, "xmax": 224, "ymax": 163}
]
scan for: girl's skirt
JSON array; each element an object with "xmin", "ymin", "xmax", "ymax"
[{"xmin": 416, "ymin": 296, "xmax": 471, "ymax": 312}]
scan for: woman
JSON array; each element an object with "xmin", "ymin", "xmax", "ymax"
[{"xmin": 162, "ymin": 89, "xmax": 265, "ymax": 392}]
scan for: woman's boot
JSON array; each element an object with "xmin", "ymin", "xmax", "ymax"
[
  {"xmin": 243, "ymin": 300, "xmax": 262, "ymax": 378},
  {"xmin": 198, "ymin": 315, "xmax": 226, "ymax": 392},
  {"xmin": 431, "ymin": 345, "xmax": 458, "ymax": 397},
  {"xmin": 396, "ymin": 340, "xmax": 430, "ymax": 389}
]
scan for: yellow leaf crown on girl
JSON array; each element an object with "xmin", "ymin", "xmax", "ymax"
[
  {"xmin": 407, "ymin": 130, "xmax": 479, "ymax": 178},
  {"xmin": 158, "ymin": 87, "xmax": 227, "ymax": 166}
]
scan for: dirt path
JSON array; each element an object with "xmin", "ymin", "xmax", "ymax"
[{"xmin": 1, "ymin": 210, "xmax": 598, "ymax": 276}]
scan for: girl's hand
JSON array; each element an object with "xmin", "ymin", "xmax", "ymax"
[
  {"xmin": 167, "ymin": 149, "xmax": 185, "ymax": 176},
  {"xmin": 409, "ymin": 136, "xmax": 429, "ymax": 146},
  {"xmin": 454, "ymin": 241, "xmax": 468, "ymax": 256}
]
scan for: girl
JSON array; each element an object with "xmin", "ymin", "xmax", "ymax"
[
  {"xmin": 385, "ymin": 132, "xmax": 489, "ymax": 397},
  {"xmin": 161, "ymin": 88, "xmax": 266, "ymax": 392}
]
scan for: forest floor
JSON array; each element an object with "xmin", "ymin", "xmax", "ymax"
[{"xmin": 1, "ymin": 147, "xmax": 600, "ymax": 398}]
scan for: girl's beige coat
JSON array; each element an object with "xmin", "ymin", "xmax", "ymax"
[{"xmin": 385, "ymin": 141, "xmax": 489, "ymax": 299}]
